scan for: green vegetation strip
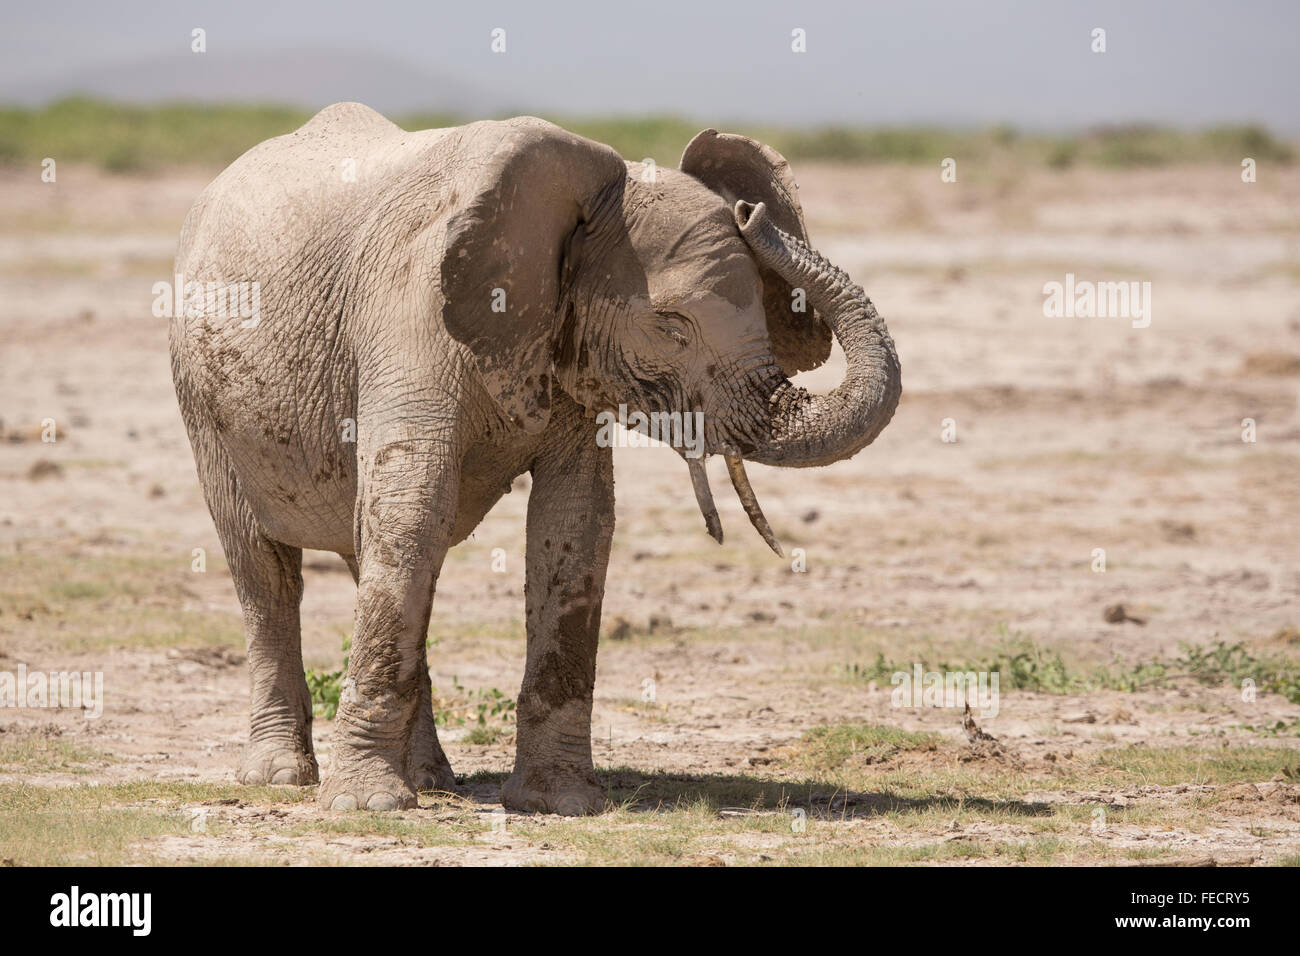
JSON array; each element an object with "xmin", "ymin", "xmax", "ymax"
[
  {"xmin": 1, "ymin": 99, "xmax": 1292, "ymax": 172},
  {"xmin": 3, "ymin": 733, "xmax": 1296, "ymax": 866},
  {"xmin": 845, "ymin": 633, "xmax": 1300, "ymax": 704}
]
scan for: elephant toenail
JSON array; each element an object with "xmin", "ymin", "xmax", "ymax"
[
  {"xmin": 554, "ymin": 796, "xmax": 587, "ymax": 816},
  {"xmin": 366, "ymin": 792, "xmax": 401, "ymax": 811},
  {"xmin": 270, "ymin": 767, "xmax": 298, "ymax": 784},
  {"xmin": 243, "ymin": 769, "xmax": 265, "ymax": 785},
  {"xmin": 329, "ymin": 794, "xmax": 360, "ymax": 811}
]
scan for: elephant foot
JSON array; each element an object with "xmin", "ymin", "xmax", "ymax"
[
  {"xmin": 408, "ymin": 751, "xmax": 457, "ymax": 793},
  {"xmin": 408, "ymin": 724, "xmax": 457, "ymax": 793},
  {"xmin": 502, "ymin": 770, "xmax": 604, "ymax": 816},
  {"xmin": 238, "ymin": 740, "xmax": 319, "ymax": 786},
  {"xmin": 318, "ymin": 767, "xmax": 417, "ymax": 811}
]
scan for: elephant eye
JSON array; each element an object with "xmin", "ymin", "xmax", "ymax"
[{"xmin": 654, "ymin": 311, "xmax": 691, "ymax": 348}]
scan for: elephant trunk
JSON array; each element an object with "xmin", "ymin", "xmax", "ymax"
[{"xmin": 733, "ymin": 200, "xmax": 901, "ymax": 469}]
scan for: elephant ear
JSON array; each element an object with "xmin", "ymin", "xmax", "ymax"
[
  {"xmin": 440, "ymin": 118, "xmax": 626, "ymax": 433},
  {"xmin": 680, "ymin": 130, "xmax": 831, "ymax": 375}
]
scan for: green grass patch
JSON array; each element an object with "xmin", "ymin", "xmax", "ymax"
[
  {"xmin": 0, "ymin": 736, "xmax": 109, "ymax": 773},
  {"xmin": 1237, "ymin": 718, "xmax": 1300, "ymax": 737},
  {"xmin": 773, "ymin": 723, "xmax": 1297, "ymax": 816},
  {"xmin": 0, "ymin": 806, "xmax": 190, "ymax": 865},
  {"xmin": 0, "ymin": 781, "xmax": 313, "ymax": 812},
  {"xmin": 3, "ymin": 756, "xmax": 1288, "ymax": 866},
  {"xmin": 505, "ymin": 793, "xmax": 1087, "ymax": 866},
  {"xmin": 791, "ymin": 724, "xmax": 942, "ymax": 772},
  {"xmin": 0, "ymin": 780, "xmax": 311, "ymax": 865},
  {"xmin": 1093, "ymin": 745, "xmax": 1300, "ymax": 786},
  {"xmin": 0, "ymin": 553, "xmax": 243, "ymax": 651},
  {"xmin": 845, "ymin": 629, "xmax": 1300, "ymax": 703}
]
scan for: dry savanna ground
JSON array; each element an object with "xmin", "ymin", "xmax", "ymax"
[{"xmin": 1, "ymin": 156, "xmax": 1299, "ymax": 866}]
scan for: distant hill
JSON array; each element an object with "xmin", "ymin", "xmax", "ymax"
[{"xmin": 4, "ymin": 49, "xmax": 501, "ymax": 116}]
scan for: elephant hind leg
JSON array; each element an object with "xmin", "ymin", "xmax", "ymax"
[
  {"xmin": 197, "ymin": 440, "xmax": 318, "ymax": 786},
  {"xmin": 409, "ymin": 670, "xmax": 457, "ymax": 792}
]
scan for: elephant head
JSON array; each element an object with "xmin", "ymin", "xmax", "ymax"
[{"xmin": 441, "ymin": 119, "xmax": 901, "ymax": 554}]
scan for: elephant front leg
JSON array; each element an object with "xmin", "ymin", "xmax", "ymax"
[
  {"xmin": 344, "ymin": 553, "xmax": 455, "ymax": 791},
  {"xmin": 319, "ymin": 431, "xmax": 458, "ymax": 811},
  {"xmin": 503, "ymin": 410, "xmax": 614, "ymax": 816}
]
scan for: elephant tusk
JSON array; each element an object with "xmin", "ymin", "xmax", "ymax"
[
  {"xmin": 724, "ymin": 455, "xmax": 783, "ymax": 557},
  {"xmin": 687, "ymin": 457, "xmax": 724, "ymax": 544}
]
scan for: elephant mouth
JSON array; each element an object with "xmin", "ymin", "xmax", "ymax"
[
  {"xmin": 683, "ymin": 397, "xmax": 787, "ymax": 557},
  {"xmin": 680, "ymin": 365, "xmax": 788, "ymax": 557}
]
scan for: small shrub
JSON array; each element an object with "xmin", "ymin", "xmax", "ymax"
[{"xmin": 305, "ymin": 633, "xmax": 351, "ymax": 719}]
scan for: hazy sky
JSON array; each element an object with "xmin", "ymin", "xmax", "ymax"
[{"xmin": 2, "ymin": 0, "xmax": 1296, "ymax": 130}]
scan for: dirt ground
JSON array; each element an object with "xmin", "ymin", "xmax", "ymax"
[{"xmin": 1, "ymin": 158, "xmax": 1299, "ymax": 866}]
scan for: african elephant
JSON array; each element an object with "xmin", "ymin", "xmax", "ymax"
[{"xmin": 169, "ymin": 103, "xmax": 900, "ymax": 814}]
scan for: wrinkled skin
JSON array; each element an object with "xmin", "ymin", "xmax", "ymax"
[{"xmin": 170, "ymin": 103, "xmax": 900, "ymax": 813}]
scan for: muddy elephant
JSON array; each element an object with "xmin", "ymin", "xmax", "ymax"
[{"xmin": 169, "ymin": 103, "xmax": 900, "ymax": 813}]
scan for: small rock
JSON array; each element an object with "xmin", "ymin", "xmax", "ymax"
[
  {"xmin": 1104, "ymin": 604, "xmax": 1146, "ymax": 626},
  {"xmin": 1238, "ymin": 351, "xmax": 1300, "ymax": 377},
  {"xmin": 27, "ymin": 460, "xmax": 63, "ymax": 481}
]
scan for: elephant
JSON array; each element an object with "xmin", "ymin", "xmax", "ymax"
[{"xmin": 169, "ymin": 102, "xmax": 900, "ymax": 814}]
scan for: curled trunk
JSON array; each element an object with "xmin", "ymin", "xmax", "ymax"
[
  {"xmin": 733, "ymin": 200, "xmax": 901, "ymax": 468},
  {"xmin": 682, "ymin": 200, "xmax": 901, "ymax": 554}
]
